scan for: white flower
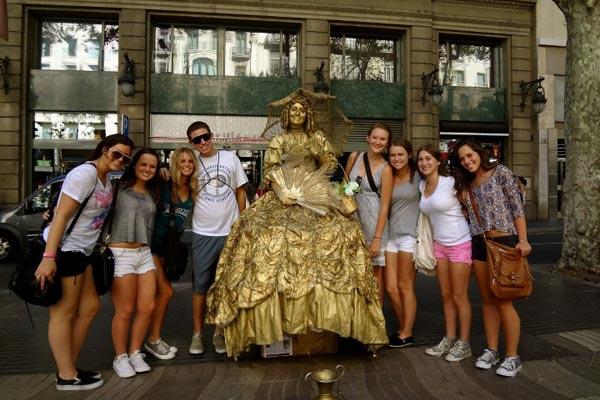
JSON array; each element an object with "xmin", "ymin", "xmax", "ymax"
[
  {"xmin": 348, "ymin": 181, "xmax": 360, "ymax": 192},
  {"xmin": 344, "ymin": 186, "xmax": 355, "ymax": 196}
]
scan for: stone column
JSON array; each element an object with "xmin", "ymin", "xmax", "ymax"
[
  {"xmin": 0, "ymin": 2, "xmax": 22, "ymax": 206},
  {"xmin": 118, "ymin": 9, "xmax": 147, "ymax": 147}
]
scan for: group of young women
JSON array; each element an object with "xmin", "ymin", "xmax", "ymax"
[
  {"xmin": 34, "ymin": 135, "xmax": 198, "ymax": 390},
  {"xmin": 347, "ymin": 123, "xmax": 531, "ymax": 378},
  {"xmin": 33, "ymin": 122, "xmax": 531, "ymax": 391}
]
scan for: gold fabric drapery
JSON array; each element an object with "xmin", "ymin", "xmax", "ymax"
[{"xmin": 206, "ymin": 101, "xmax": 387, "ymax": 357}]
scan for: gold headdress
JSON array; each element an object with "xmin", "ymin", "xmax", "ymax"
[{"xmin": 262, "ymin": 88, "xmax": 352, "ymax": 155}]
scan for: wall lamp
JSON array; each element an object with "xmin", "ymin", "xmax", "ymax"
[
  {"xmin": 118, "ymin": 53, "xmax": 135, "ymax": 97},
  {"xmin": 520, "ymin": 77, "xmax": 547, "ymax": 113},
  {"xmin": 0, "ymin": 56, "xmax": 9, "ymax": 95},
  {"xmin": 422, "ymin": 68, "xmax": 443, "ymax": 106}
]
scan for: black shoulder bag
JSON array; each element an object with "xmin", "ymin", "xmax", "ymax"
[
  {"xmin": 90, "ymin": 182, "xmax": 119, "ymax": 295},
  {"xmin": 164, "ymin": 182, "xmax": 189, "ymax": 281},
  {"xmin": 362, "ymin": 152, "xmax": 381, "ymax": 197},
  {"xmin": 9, "ymin": 179, "xmax": 95, "ymax": 309}
]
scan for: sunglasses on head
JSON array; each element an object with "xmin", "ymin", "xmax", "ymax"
[
  {"xmin": 110, "ymin": 148, "xmax": 132, "ymax": 163},
  {"xmin": 191, "ymin": 132, "xmax": 212, "ymax": 145}
]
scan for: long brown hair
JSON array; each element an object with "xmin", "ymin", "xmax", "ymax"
[
  {"xmin": 88, "ymin": 134, "xmax": 134, "ymax": 161},
  {"xmin": 389, "ymin": 137, "xmax": 415, "ymax": 177},
  {"xmin": 416, "ymin": 143, "xmax": 448, "ymax": 177},
  {"xmin": 451, "ymin": 139, "xmax": 496, "ymax": 195},
  {"xmin": 169, "ymin": 147, "xmax": 199, "ymax": 202}
]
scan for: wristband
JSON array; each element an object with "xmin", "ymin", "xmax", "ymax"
[
  {"xmin": 518, "ymin": 240, "xmax": 528, "ymax": 244},
  {"xmin": 373, "ymin": 236, "xmax": 381, "ymax": 239},
  {"xmin": 43, "ymin": 251, "xmax": 56, "ymax": 258}
]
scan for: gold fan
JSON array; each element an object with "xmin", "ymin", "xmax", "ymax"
[{"xmin": 270, "ymin": 161, "xmax": 339, "ymax": 216}]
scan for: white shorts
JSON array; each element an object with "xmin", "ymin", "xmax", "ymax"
[
  {"xmin": 111, "ymin": 246, "xmax": 156, "ymax": 278},
  {"xmin": 386, "ymin": 235, "xmax": 417, "ymax": 254}
]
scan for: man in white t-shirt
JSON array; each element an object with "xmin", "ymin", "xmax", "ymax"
[{"xmin": 186, "ymin": 121, "xmax": 248, "ymax": 356}]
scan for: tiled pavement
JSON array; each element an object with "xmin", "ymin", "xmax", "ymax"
[{"xmin": 1, "ymin": 220, "xmax": 599, "ymax": 400}]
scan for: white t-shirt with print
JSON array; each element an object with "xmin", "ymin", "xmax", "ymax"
[
  {"xmin": 193, "ymin": 150, "xmax": 248, "ymax": 236},
  {"xmin": 59, "ymin": 163, "xmax": 113, "ymax": 255},
  {"xmin": 419, "ymin": 175, "xmax": 470, "ymax": 246}
]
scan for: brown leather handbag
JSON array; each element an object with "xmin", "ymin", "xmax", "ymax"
[{"xmin": 469, "ymin": 189, "xmax": 533, "ymax": 300}]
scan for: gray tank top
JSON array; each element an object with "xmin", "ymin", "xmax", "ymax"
[
  {"xmin": 389, "ymin": 172, "xmax": 421, "ymax": 239},
  {"xmin": 109, "ymin": 186, "xmax": 156, "ymax": 244}
]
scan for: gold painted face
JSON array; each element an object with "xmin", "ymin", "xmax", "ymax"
[{"xmin": 289, "ymin": 102, "xmax": 307, "ymax": 128}]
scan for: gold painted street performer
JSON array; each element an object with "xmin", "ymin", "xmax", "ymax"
[{"xmin": 206, "ymin": 89, "xmax": 387, "ymax": 357}]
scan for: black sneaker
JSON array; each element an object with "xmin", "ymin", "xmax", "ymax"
[
  {"xmin": 56, "ymin": 374, "xmax": 104, "ymax": 391},
  {"xmin": 77, "ymin": 368, "xmax": 102, "ymax": 380},
  {"xmin": 388, "ymin": 334, "xmax": 414, "ymax": 348}
]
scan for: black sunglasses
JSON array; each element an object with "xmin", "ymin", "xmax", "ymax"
[
  {"xmin": 191, "ymin": 132, "xmax": 212, "ymax": 145},
  {"xmin": 110, "ymin": 148, "xmax": 132, "ymax": 163}
]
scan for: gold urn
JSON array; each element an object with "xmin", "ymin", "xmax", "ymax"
[{"xmin": 304, "ymin": 364, "xmax": 345, "ymax": 400}]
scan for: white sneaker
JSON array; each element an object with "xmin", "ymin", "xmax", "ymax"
[
  {"xmin": 496, "ymin": 356, "xmax": 522, "ymax": 377},
  {"xmin": 189, "ymin": 333, "xmax": 204, "ymax": 355},
  {"xmin": 475, "ymin": 349, "xmax": 500, "ymax": 370},
  {"xmin": 425, "ymin": 336, "xmax": 456, "ymax": 357},
  {"xmin": 213, "ymin": 328, "xmax": 226, "ymax": 354},
  {"xmin": 445, "ymin": 340, "xmax": 472, "ymax": 362},
  {"xmin": 113, "ymin": 353, "xmax": 136, "ymax": 378},
  {"xmin": 144, "ymin": 338, "xmax": 175, "ymax": 360},
  {"xmin": 129, "ymin": 350, "xmax": 151, "ymax": 373}
]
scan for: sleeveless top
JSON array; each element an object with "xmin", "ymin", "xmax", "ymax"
[{"xmin": 348, "ymin": 153, "xmax": 388, "ymax": 266}]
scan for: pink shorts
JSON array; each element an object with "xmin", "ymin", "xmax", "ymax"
[{"xmin": 433, "ymin": 240, "xmax": 472, "ymax": 264}]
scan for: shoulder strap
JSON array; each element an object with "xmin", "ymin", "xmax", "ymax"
[
  {"xmin": 363, "ymin": 152, "xmax": 380, "ymax": 197},
  {"xmin": 64, "ymin": 162, "xmax": 97, "ymax": 238},
  {"xmin": 468, "ymin": 188, "xmax": 484, "ymax": 228}
]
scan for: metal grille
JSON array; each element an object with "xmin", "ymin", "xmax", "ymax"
[
  {"xmin": 557, "ymin": 138, "xmax": 566, "ymax": 159},
  {"xmin": 341, "ymin": 119, "xmax": 405, "ymax": 151}
]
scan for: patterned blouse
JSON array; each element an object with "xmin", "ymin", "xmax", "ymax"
[{"xmin": 465, "ymin": 164, "xmax": 524, "ymax": 236}]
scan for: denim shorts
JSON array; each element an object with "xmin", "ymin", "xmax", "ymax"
[
  {"xmin": 110, "ymin": 246, "xmax": 156, "ymax": 278},
  {"xmin": 192, "ymin": 233, "xmax": 227, "ymax": 294},
  {"xmin": 433, "ymin": 240, "xmax": 472, "ymax": 264}
]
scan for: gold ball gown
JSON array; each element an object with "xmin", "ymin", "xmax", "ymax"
[{"xmin": 206, "ymin": 130, "xmax": 388, "ymax": 356}]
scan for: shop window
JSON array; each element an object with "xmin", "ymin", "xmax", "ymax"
[
  {"xmin": 153, "ymin": 24, "xmax": 298, "ymax": 78},
  {"xmin": 330, "ymin": 31, "xmax": 400, "ymax": 83},
  {"xmin": 33, "ymin": 112, "xmax": 118, "ymax": 141},
  {"xmin": 39, "ymin": 20, "xmax": 119, "ymax": 71},
  {"xmin": 438, "ymin": 37, "xmax": 504, "ymax": 88}
]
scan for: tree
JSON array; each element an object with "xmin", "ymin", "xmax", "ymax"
[{"xmin": 553, "ymin": 0, "xmax": 600, "ymax": 274}]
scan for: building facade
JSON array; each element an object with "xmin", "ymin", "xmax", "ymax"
[
  {"xmin": 535, "ymin": 0, "xmax": 566, "ymax": 220},
  {"xmin": 0, "ymin": 0, "xmax": 542, "ymax": 217}
]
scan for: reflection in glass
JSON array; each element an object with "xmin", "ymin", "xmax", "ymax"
[
  {"xmin": 438, "ymin": 41, "xmax": 503, "ymax": 88},
  {"xmin": 153, "ymin": 26, "xmax": 297, "ymax": 78},
  {"xmin": 40, "ymin": 21, "xmax": 118, "ymax": 71},
  {"xmin": 33, "ymin": 112, "xmax": 118, "ymax": 141},
  {"xmin": 224, "ymin": 31, "xmax": 297, "ymax": 77},
  {"xmin": 330, "ymin": 35, "xmax": 397, "ymax": 82}
]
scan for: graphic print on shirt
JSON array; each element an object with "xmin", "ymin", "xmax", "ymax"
[
  {"xmin": 199, "ymin": 163, "xmax": 234, "ymax": 204},
  {"xmin": 90, "ymin": 188, "xmax": 113, "ymax": 230}
]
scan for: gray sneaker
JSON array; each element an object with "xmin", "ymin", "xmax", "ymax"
[
  {"xmin": 445, "ymin": 340, "xmax": 472, "ymax": 362},
  {"xmin": 144, "ymin": 338, "xmax": 175, "ymax": 360},
  {"xmin": 496, "ymin": 356, "xmax": 522, "ymax": 377},
  {"xmin": 425, "ymin": 336, "xmax": 456, "ymax": 357},
  {"xmin": 189, "ymin": 334, "xmax": 204, "ymax": 355},
  {"xmin": 475, "ymin": 349, "xmax": 500, "ymax": 370},
  {"xmin": 213, "ymin": 328, "xmax": 226, "ymax": 354}
]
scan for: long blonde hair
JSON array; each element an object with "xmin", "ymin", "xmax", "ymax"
[{"xmin": 169, "ymin": 148, "xmax": 199, "ymax": 202}]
